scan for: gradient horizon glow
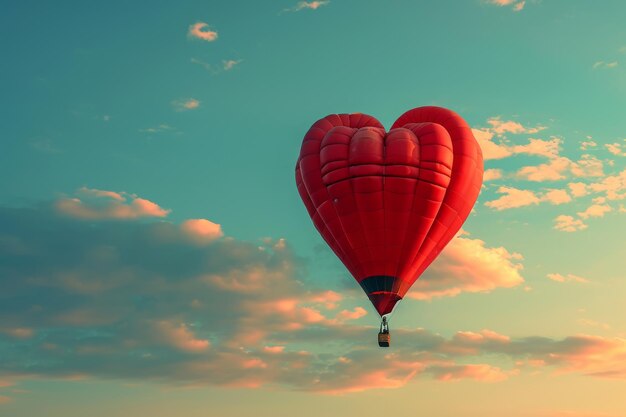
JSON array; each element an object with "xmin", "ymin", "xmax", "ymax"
[{"xmin": 1, "ymin": 1, "xmax": 626, "ymax": 416}]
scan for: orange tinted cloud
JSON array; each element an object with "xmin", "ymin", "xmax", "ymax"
[
  {"xmin": 188, "ymin": 22, "xmax": 218, "ymax": 41},
  {"xmin": 56, "ymin": 187, "xmax": 170, "ymax": 220},
  {"xmin": 408, "ymin": 233, "xmax": 524, "ymax": 300}
]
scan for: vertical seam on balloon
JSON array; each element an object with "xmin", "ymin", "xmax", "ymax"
[
  {"xmin": 346, "ymin": 128, "xmax": 373, "ymax": 278},
  {"xmin": 399, "ymin": 125, "xmax": 454, "ymax": 296},
  {"xmin": 391, "ymin": 129, "xmax": 422, "ymax": 288},
  {"xmin": 323, "ymin": 128, "xmax": 367, "ymax": 278}
]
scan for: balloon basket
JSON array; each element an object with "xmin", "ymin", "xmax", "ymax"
[
  {"xmin": 378, "ymin": 331, "xmax": 390, "ymax": 347},
  {"xmin": 378, "ymin": 316, "xmax": 390, "ymax": 347}
]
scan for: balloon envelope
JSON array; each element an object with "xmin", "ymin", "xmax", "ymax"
[{"xmin": 295, "ymin": 106, "xmax": 483, "ymax": 316}]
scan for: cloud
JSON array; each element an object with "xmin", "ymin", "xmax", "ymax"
[
  {"xmin": 284, "ymin": 1, "xmax": 330, "ymax": 12},
  {"xmin": 55, "ymin": 187, "xmax": 170, "ymax": 220},
  {"xmin": 542, "ymin": 189, "xmax": 572, "ymax": 205},
  {"xmin": 180, "ymin": 219, "xmax": 224, "ymax": 244},
  {"xmin": 153, "ymin": 321, "xmax": 210, "ymax": 352},
  {"xmin": 472, "ymin": 128, "xmax": 512, "ymax": 160},
  {"xmin": 139, "ymin": 124, "xmax": 174, "ymax": 134},
  {"xmin": 487, "ymin": 117, "xmax": 545, "ymax": 136},
  {"xmin": 513, "ymin": 1, "xmax": 525, "ymax": 11},
  {"xmin": 30, "ymin": 139, "xmax": 62, "ymax": 154},
  {"xmin": 188, "ymin": 22, "xmax": 218, "ymax": 42},
  {"xmin": 223, "ymin": 59, "xmax": 242, "ymax": 71},
  {"xmin": 172, "ymin": 98, "xmax": 200, "ymax": 111},
  {"xmin": 485, "ymin": 186, "xmax": 541, "ymax": 210},
  {"xmin": 191, "ymin": 58, "xmax": 242, "ymax": 75},
  {"xmin": 471, "ymin": 127, "xmax": 554, "ymax": 161},
  {"xmin": 605, "ymin": 143, "xmax": 625, "ymax": 156},
  {"xmin": 2, "ymin": 201, "xmax": 626, "ymax": 395},
  {"xmin": 577, "ymin": 204, "xmax": 612, "ymax": 219},
  {"xmin": 554, "ymin": 215, "xmax": 587, "ymax": 232},
  {"xmin": 547, "ymin": 273, "xmax": 589, "ymax": 284},
  {"xmin": 516, "ymin": 155, "xmax": 604, "ymax": 182},
  {"xmin": 484, "ymin": 0, "xmax": 526, "ymax": 11},
  {"xmin": 592, "ymin": 61, "xmax": 618, "ymax": 69},
  {"xmin": 568, "ymin": 182, "xmax": 589, "ymax": 197},
  {"xmin": 407, "ymin": 233, "xmax": 525, "ymax": 300},
  {"xmin": 483, "ymin": 169, "xmax": 503, "ymax": 181},
  {"xmin": 580, "ymin": 140, "xmax": 597, "ymax": 150},
  {"xmin": 587, "ymin": 168, "xmax": 626, "ymax": 200}
]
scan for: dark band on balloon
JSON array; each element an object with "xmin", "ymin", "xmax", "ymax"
[{"xmin": 359, "ymin": 275, "xmax": 399, "ymax": 294}]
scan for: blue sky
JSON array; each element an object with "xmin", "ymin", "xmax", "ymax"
[{"xmin": 1, "ymin": 1, "xmax": 626, "ymax": 416}]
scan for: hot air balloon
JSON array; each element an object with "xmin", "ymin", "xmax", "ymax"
[{"xmin": 295, "ymin": 106, "xmax": 483, "ymax": 347}]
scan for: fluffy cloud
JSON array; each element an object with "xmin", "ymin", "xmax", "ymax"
[
  {"xmin": 407, "ymin": 233, "xmax": 525, "ymax": 300},
  {"xmin": 516, "ymin": 155, "xmax": 604, "ymax": 182},
  {"xmin": 605, "ymin": 143, "xmax": 625, "ymax": 156},
  {"xmin": 483, "ymin": 169, "xmax": 503, "ymax": 181},
  {"xmin": 554, "ymin": 215, "xmax": 587, "ymax": 232},
  {"xmin": 55, "ymin": 187, "xmax": 170, "ymax": 220},
  {"xmin": 580, "ymin": 140, "xmax": 597, "ymax": 150},
  {"xmin": 484, "ymin": 186, "xmax": 573, "ymax": 210},
  {"xmin": 487, "ymin": 117, "xmax": 545, "ymax": 136},
  {"xmin": 588, "ymin": 168, "xmax": 626, "ymax": 200},
  {"xmin": 188, "ymin": 22, "xmax": 218, "ymax": 42},
  {"xmin": 485, "ymin": 186, "xmax": 541, "ymax": 210},
  {"xmin": 577, "ymin": 204, "xmax": 612, "ymax": 219},
  {"xmin": 181, "ymin": 219, "xmax": 224, "ymax": 244},
  {"xmin": 471, "ymin": 128, "xmax": 554, "ymax": 161},
  {"xmin": 2, "ymin": 201, "xmax": 625, "ymax": 395}
]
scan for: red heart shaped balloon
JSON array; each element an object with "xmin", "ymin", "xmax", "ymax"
[{"xmin": 295, "ymin": 106, "xmax": 483, "ymax": 316}]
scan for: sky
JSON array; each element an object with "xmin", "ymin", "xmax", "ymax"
[{"xmin": 1, "ymin": 0, "xmax": 626, "ymax": 416}]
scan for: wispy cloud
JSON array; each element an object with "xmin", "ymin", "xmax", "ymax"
[
  {"xmin": 283, "ymin": 1, "xmax": 330, "ymax": 12},
  {"xmin": 191, "ymin": 57, "xmax": 242, "ymax": 75},
  {"xmin": 188, "ymin": 22, "xmax": 218, "ymax": 42},
  {"xmin": 30, "ymin": 139, "xmax": 62, "ymax": 154},
  {"xmin": 223, "ymin": 59, "xmax": 242, "ymax": 71},
  {"xmin": 547, "ymin": 273, "xmax": 589, "ymax": 284},
  {"xmin": 592, "ymin": 61, "xmax": 618, "ymax": 69},
  {"xmin": 484, "ymin": 0, "xmax": 526, "ymax": 12},
  {"xmin": 172, "ymin": 98, "xmax": 200, "ymax": 111},
  {"xmin": 139, "ymin": 124, "xmax": 175, "ymax": 134}
]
